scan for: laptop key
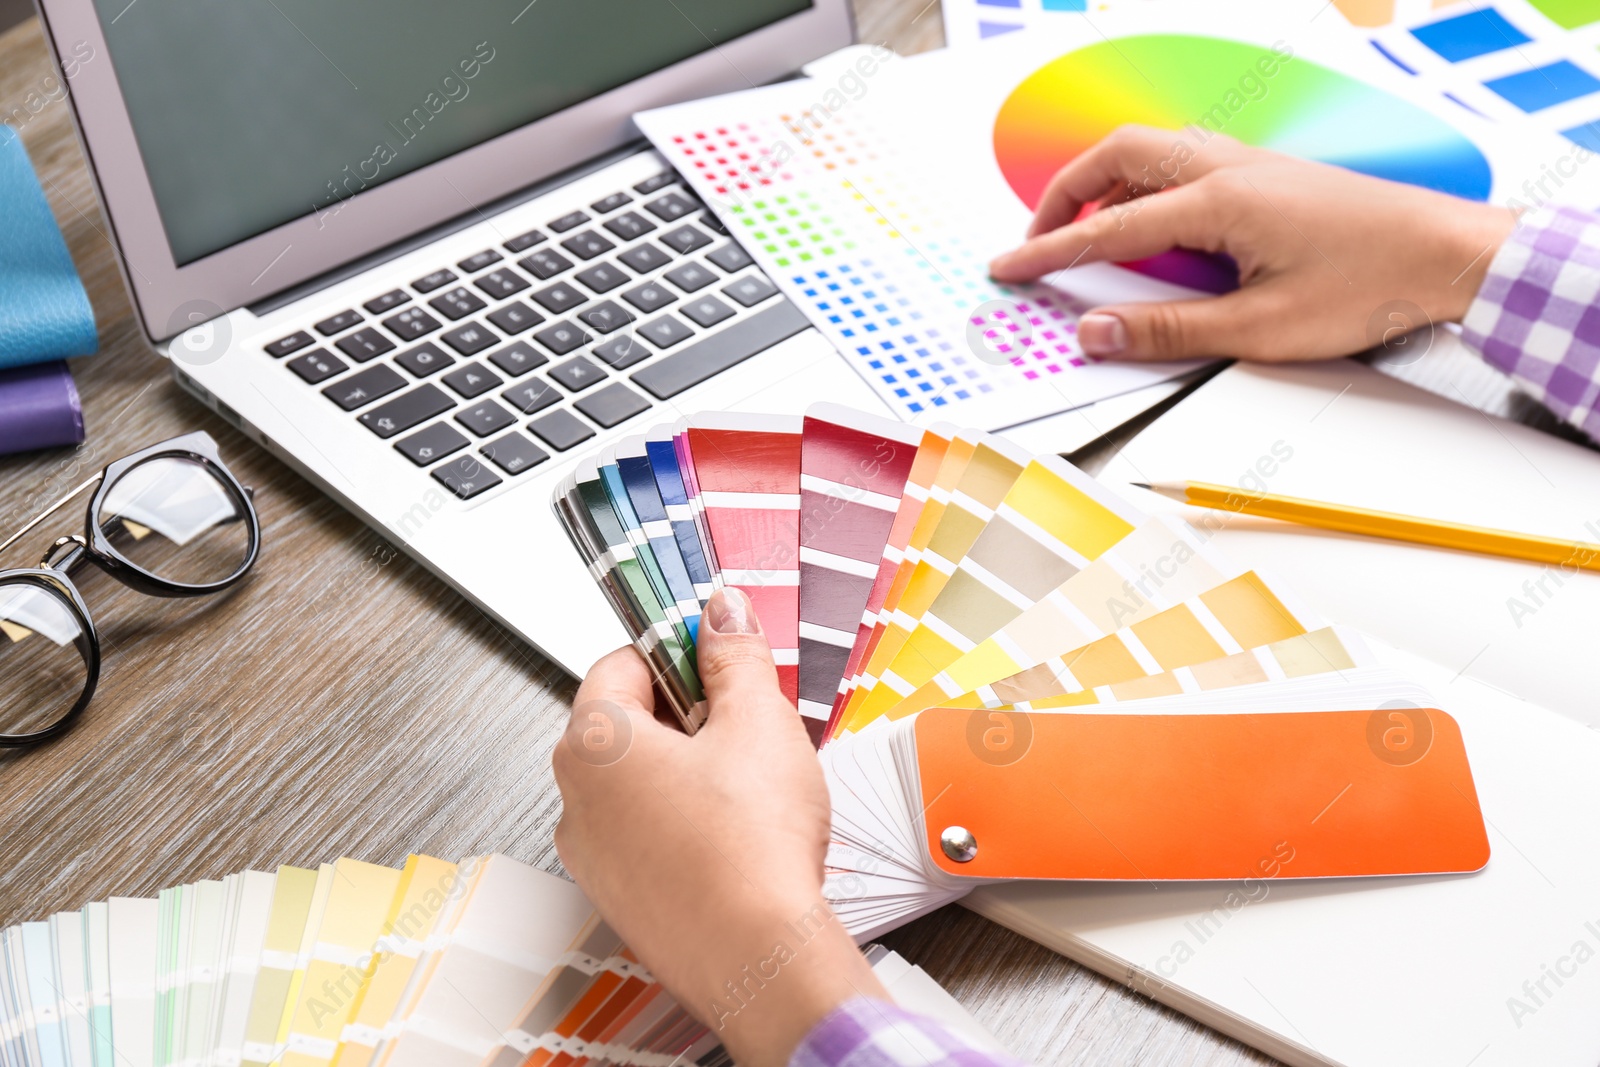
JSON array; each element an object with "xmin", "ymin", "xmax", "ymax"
[
  {"xmin": 637, "ymin": 315, "xmax": 695, "ymax": 349},
  {"xmin": 619, "ymin": 243, "xmax": 674, "ymax": 274},
  {"xmin": 531, "ymin": 281, "xmax": 587, "ymax": 315},
  {"xmin": 432, "ymin": 455, "xmax": 502, "ymax": 500},
  {"xmin": 412, "ymin": 269, "xmax": 457, "ymax": 293},
  {"xmin": 384, "ymin": 306, "xmax": 442, "ymax": 342},
  {"xmin": 622, "ymin": 283, "xmax": 675, "ymax": 314},
  {"xmin": 533, "ymin": 321, "xmax": 591, "ymax": 356},
  {"xmin": 336, "ymin": 327, "xmax": 396, "ymax": 362},
  {"xmin": 286, "ymin": 348, "xmax": 347, "ymax": 384},
  {"xmin": 358, "ymin": 384, "xmax": 454, "ymax": 439},
  {"xmin": 591, "ymin": 192, "xmax": 633, "ymax": 214},
  {"xmin": 723, "ymin": 274, "xmax": 779, "ymax": 307},
  {"xmin": 487, "ymin": 340, "xmax": 548, "ymax": 378},
  {"xmin": 660, "ymin": 225, "xmax": 711, "ymax": 256},
  {"xmin": 576, "ymin": 300, "xmax": 635, "ymax": 334},
  {"xmin": 441, "ymin": 322, "xmax": 498, "ymax": 356},
  {"xmin": 575, "ymin": 382, "xmax": 651, "ymax": 429},
  {"xmin": 549, "ymin": 210, "xmax": 590, "ymax": 233},
  {"xmin": 458, "ymin": 249, "xmax": 502, "ymax": 273},
  {"xmin": 323, "ymin": 364, "xmax": 406, "ymax": 411},
  {"xmin": 548, "ymin": 356, "xmax": 606, "ymax": 393},
  {"xmin": 395, "ymin": 423, "xmax": 469, "ymax": 467},
  {"xmin": 632, "ymin": 299, "xmax": 809, "ymax": 400},
  {"xmin": 527, "ymin": 409, "xmax": 595, "ymax": 452},
  {"xmin": 699, "ymin": 212, "xmax": 729, "ymax": 236},
  {"xmin": 634, "ymin": 172, "xmax": 677, "ymax": 195},
  {"xmin": 603, "ymin": 211, "xmax": 655, "ymax": 241},
  {"xmin": 560, "ymin": 230, "xmax": 615, "ymax": 261},
  {"xmin": 481, "ymin": 431, "xmax": 549, "ymax": 475},
  {"xmin": 707, "ymin": 243, "xmax": 754, "ymax": 273},
  {"xmin": 429, "ymin": 287, "xmax": 487, "ymax": 320},
  {"xmin": 645, "ymin": 192, "xmax": 699, "ymax": 222},
  {"xmin": 315, "ymin": 309, "xmax": 363, "ymax": 335},
  {"xmin": 502, "ymin": 378, "xmax": 562, "ymax": 416},
  {"xmin": 681, "ymin": 295, "xmax": 735, "ymax": 329},
  {"xmin": 574, "ymin": 263, "xmax": 629, "ymax": 294},
  {"xmin": 504, "ymin": 229, "xmax": 547, "ymax": 254},
  {"xmin": 519, "ymin": 249, "xmax": 573, "ymax": 281},
  {"xmin": 442, "ymin": 362, "xmax": 502, "ymax": 398},
  {"xmin": 364, "ymin": 289, "xmax": 410, "ymax": 314},
  {"xmin": 395, "ymin": 341, "xmax": 454, "ymax": 378},
  {"xmin": 486, "ymin": 300, "xmax": 544, "ymax": 335},
  {"xmin": 475, "ymin": 269, "xmax": 529, "ymax": 300},
  {"xmin": 592, "ymin": 333, "xmax": 652, "ymax": 370},
  {"xmin": 664, "ymin": 262, "xmax": 716, "ymax": 293},
  {"xmin": 265, "ymin": 331, "xmax": 314, "ymax": 358},
  {"xmin": 455, "ymin": 399, "xmax": 517, "ymax": 437}
]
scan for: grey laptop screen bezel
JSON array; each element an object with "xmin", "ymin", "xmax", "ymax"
[{"xmin": 36, "ymin": 0, "xmax": 853, "ymax": 343}]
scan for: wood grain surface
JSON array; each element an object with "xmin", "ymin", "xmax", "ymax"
[{"xmin": 0, "ymin": 8, "xmax": 1277, "ymax": 1065}]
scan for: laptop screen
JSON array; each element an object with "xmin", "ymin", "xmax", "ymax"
[{"xmin": 90, "ymin": 0, "xmax": 812, "ymax": 266}]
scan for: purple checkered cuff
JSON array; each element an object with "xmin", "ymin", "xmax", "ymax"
[
  {"xmin": 1460, "ymin": 205, "xmax": 1600, "ymax": 442},
  {"xmin": 790, "ymin": 998, "xmax": 1024, "ymax": 1067}
]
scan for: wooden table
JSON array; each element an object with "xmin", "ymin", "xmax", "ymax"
[{"xmin": 0, "ymin": 8, "xmax": 1276, "ymax": 1065}]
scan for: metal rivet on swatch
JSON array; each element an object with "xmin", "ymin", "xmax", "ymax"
[{"xmin": 940, "ymin": 826, "xmax": 978, "ymax": 863}]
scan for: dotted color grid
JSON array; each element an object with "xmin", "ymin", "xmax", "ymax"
[{"xmin": 726, "ymin": 193, "xmax": 853, "ymax": 268}]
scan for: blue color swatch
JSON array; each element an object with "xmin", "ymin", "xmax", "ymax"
[
  {"xmin": 1411, "ymin": 8, "xmax": 1531, "ymax": 62},
  {"xmin": 1041, "ymin": 0, "xmax": 1089, "ymax": 10},
  {"xmin": 978, "ymin": 20, "xmax": 1023, "ymax": 37},
  {"xmin": 975, "ymin": 0, "xmax": 1021, "ymax": 6},
  {"xmin": 1370, "ymin": 39, "xmax": 1418, "ymax": 75},
  {"xmin": 1561, "ymin": 120, "xmax": 1600, "ymax": 151},
  {"xmin": 1485, "ymin": 60, "xmax": 1600, "ymax": 112}
]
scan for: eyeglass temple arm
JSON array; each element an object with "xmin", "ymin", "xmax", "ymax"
[{"xmin": 0, "ymin": 473, "xmax": 105, "ymax": 557}]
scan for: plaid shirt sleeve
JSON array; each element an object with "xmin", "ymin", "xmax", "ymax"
[
  {"xmin": 1459, "ymin": 205, "xmax": 1600, "ymax": 442},
  {"xmin": 789, "ymin": 998, "xmax": 1026, "ymax": 1067}
]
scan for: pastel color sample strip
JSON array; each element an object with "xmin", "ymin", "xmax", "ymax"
[
  {"xmin": 239, "ymin": 867, "xmax": 318, "ymax": 1067},
  {"xmin": 834, "ymin": 432, "xmax": 980, "ymax": 731},
  {"xmin": 215, "ymin": 871, "xmax": 276, "ymax": 1067},
  {"xmin": 50, "ymin": 911, "xmax": 92, "ymax": 1067},
  {"xmin": 21, "ymin": 921, "xmax": 66, "ymax": 1067},
  {"xmin": 870, "ymin": 454, "xmax": 1144, "ymax": 722},
  {"xmin": 904, "ymin": 519, "xmax": 1236, "ymax": 709},
  {"xmin": 841, "ymin": 433, "xmax": 1031, "ymax": 733},
  {"xmin": 332, "ymin": 855, "xmax": 458, "ymax": 1067},
  {"xmin": 976, "ymin": 571, "xmax": 1318, "ymax": 708},
  {"xmin": 686, "ymin": 413, "xmax": 804, "ymax": 705},
  {"xmin": 796, "ymin": 403, "xmax": 925, "ymax": 739},
  {"xmin": 826, "ymin": 424, "xmax": 955, "ymax": 738},
  {"xmin": 108, "ymin": 897, "xmax": 159, "ymax": 1067},
  {"xmin": 375, "ymin": 856, "xmax": 599, "ymax": 1067},
  {"xmin": 84, "ymin": 902, "xmax": 113, "ymax": 1067},
  {"xmin": 282, "ymin": 859, "xmax": 403, "ymax": 1067}
]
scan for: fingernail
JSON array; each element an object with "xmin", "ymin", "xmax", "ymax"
[
  {"xmin": 705, "ymin": 588, "xmax": 760, "ymax": 635},
  {"xmin": 987, "ymin": 253, "xmax": 1014, "ymax": 278},
  {"xmin": 1078, "ymin": 313, "xmax": 1128, "ymax": 356}
]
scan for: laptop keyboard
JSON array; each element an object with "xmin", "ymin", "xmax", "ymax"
[{"xmin": 258, "ymin": 171, "xmax": 808, "ymax": 502}]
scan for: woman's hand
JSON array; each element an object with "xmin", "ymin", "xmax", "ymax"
[
  {"xmin": 989, "ymin": 124, "xmax": 1517, "ymax": 363},
  {"xmin": 553, "ymin": 588, "xmax": 886, "ymax": 1067}
]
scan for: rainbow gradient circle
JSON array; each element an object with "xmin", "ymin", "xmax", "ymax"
[{"xmin": 993, "ymin": 35, "xmax": 1494, "ymax": 292}]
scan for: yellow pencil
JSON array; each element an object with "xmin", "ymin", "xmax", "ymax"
[{"xmin": 1134, "ymin": 480, "xmax": 1600, "ymax": 574}]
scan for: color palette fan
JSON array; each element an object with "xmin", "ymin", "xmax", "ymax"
[
  {"xmin": 555, "ymin": 403, "xmax": 1493, "ymax": 940},
  {"xmin": 0, "ymin": 852, "xmax": 999, "ymax": 1067}
]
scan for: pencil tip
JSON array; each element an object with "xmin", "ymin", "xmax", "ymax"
[{"xmin": 1129, "ymin": 482, "xmax": 1152, "ymax": 490}]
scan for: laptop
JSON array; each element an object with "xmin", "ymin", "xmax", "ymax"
[{"xmin": 37, "ymin": 0, "xmax": 891, "ymax": 676}]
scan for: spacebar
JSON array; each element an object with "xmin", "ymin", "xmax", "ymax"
[{"xmin": 631, "ymin": 298, "xmax": 810, "ymax": 399}]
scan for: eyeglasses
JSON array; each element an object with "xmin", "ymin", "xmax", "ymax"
[{"xmin": 0, "ymin": 432, "xmax": 260, "ymax": 748}]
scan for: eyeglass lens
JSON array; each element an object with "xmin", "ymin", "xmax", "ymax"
[
  {"xmin": 0, "ymin": 583, "xmax": 89, "ymax": 738},
  {"xmin": 97, "ymin": 457, "xmax": 250, "ymax": 586}
]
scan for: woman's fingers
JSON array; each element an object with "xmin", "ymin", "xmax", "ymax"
[
  {"xmin": 993, "ymin": 179, "xmax": 1226, "ymax": 282},
  {"xmin": 695, "ymin": 588, "xmax": 786, "ymax": 730},
  {"xmin": 1025, "ymin": 125, "xmax": 1222, "ymax": 238},
  {"xmin": 1078, "ymin": 285, "xmax": 1294, "ymax": 362}
]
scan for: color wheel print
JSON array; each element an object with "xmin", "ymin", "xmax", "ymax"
[{"xmin": 993, "ymin": 35, "xmax": 1495, "ymax": 292}]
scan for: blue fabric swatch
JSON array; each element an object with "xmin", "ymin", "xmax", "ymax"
[
  {"xmin": 1411, "ymin": 8, "xmax": 1531, "ymax": 63},
  {"xmin": 0, "ymin": 127, "xmax": 98, "ymax": 370}
]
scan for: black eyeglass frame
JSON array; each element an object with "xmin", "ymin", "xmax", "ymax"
[{"xmin": 0, "ymin": 431, "xmax": 260, "ymax": 748}]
